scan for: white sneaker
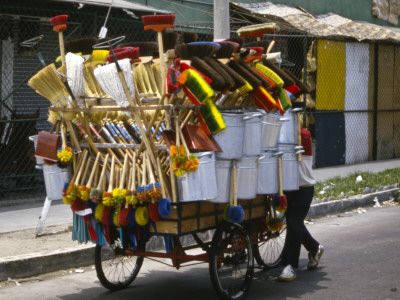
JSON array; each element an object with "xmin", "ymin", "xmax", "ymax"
[
  {"xmin": 307, "ymin": 245, "xmax": 324, "ymax": 270},
  {"xmin": 278, "ymin": 264, "xmax": 296, "ymax": 282}
]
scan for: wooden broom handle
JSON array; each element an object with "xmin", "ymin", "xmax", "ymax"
[
  {"xmin": 87, "ymin": 152, "xmax": 101, "ymax": 188},
  {"xmin": 96, "ymin": 153, "xmax": 109, "ymax": 190},
  {"xmin": 119, "ymin": 153, "xmax": 129, "ymax": 189},
  {"xmin": 58, "ymin": 32, "xmax": 66, "ymax": 66},
  {"xmin": 157, "ymin": 157, "xmax": 167, "ymax": 199}
]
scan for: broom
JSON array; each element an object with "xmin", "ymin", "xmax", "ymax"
[
  {"xmin": 137, "ymin": 152, "xmax": 149, "ymax": 202},
  {"xmin": 63, "ymin": 149, "xmax": 87, "ymax": 205},
  {"xmin": 50, "ymin": 15, "xmax": 68, "ymax": 66},
  {"xmin": 227, "ymin": 161, "xmax": 244, "ymax": 224},
  {"xmin": 178, "ymin": 68, "xmax": 215, "ymax": 106},
  {"xmin": 90, "ymin": 153, "xmax": 109, "ymax": 203},
  {"xmin": 156, "ymin": 156, "xmax": 171, "ymax": 217},
  {"xmin": 57, "ymin": 121, "xmax": 73, "ymax": 168},
  {"xmin": 237, "ymin": 22, "xmax": 278, "ymax": 41},
  {"xmin": 146, "ymin": 151, "xmax": 161, "ymax": 222},
  {"xmin": 101, "ymin": 155, "xmax": 117, "ymax": 242},
  {"xmin": 142, "ymin": 14, "xmax": 176, "ymax": 94},
  {"xmin": 65, "ymin": 52, "xmax": 86, "ymax": 105},
  {"xmin": 81, "ymin": 152, "xmax": 101, "ymax": 202}
]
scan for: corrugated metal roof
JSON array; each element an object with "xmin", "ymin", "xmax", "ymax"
[
  {"xmin": 231, "ymin": 1, "xmax": 400, "ymax": 43},
  {"xmin": 51, "ymin": 0, "xmax": 171, "ymax": 14}
]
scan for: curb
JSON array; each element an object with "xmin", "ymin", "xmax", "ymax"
[{"xmin": 1, "ymin": 188, "xmax": 398, "ymax": 282}]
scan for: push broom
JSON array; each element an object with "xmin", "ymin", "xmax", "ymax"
[
  {"xmin": 50, "ymin": 15, "xmax": 68, "ymax": 66},
  {"xmin": 237, "ymin": 22, "xmax": 278, "ymax": 41}
]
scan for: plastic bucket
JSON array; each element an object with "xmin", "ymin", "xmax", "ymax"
[
  {"xmin": 243, "ymin": 112, "xmax": 262, "ymax": 156},
  {"xmin": 257, "ymin": 151, "xmax": 279, "ymax": 194},
  {"xmin": 236, "ymin": 156, "xmax": 258, "ymax": 199},
  {"xmin": 210, "ymin": 159, "xmax": 232, "ymax": 203},
  {"xmin": 178, "ymin": 151, "xmax": 218, "ymax": 202},
  {"xmin": 214, "ymin": 113, "xmax": 245, "ymax": 159},
  {"xmin": 42, "ymin": 164, "xmax": 72, "ymax": 200},
  {"xmin": 278, "ymin": 144, "xmax": 300, "ymax": 191}
]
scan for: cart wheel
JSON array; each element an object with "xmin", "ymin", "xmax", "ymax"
[
  {"xmin": 253, "ymin": 218, "xmax": 287, "ymax": 269},
  {"xmin": 209, "ymin": 222, "xmax": 254, "ymax": 300},
  {"xmin": 95, "ymin": 236, "xmax": 144, "ymax": 290}
]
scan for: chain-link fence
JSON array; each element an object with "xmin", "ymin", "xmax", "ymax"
[{"xmin": 1, "ymin": 3, "xmax": 400, "ymax": 203}]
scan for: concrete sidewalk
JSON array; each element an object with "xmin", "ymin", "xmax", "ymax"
[{"xmin": 1, "ymin": 159, "xmax": 400, "ymax": 282}]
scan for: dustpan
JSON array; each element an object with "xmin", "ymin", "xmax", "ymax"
[
  {"xmin": 161, "ymin": 125, "xmax": 222, "ymax": 152},
  {"xmin": 35, "ymin": 130, "xmax": 61, "ymax": 162},
  {"xmin": 182, "ymin": 124, "xmax": 222, "ymax": 152}
]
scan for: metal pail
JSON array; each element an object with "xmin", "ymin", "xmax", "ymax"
[
  {"xmin": 29, "ymin": 135, "xmax": 44, "ymax": 168},
  {"xmin": 42, "ymin": 164, "xmax": 72, "ymax": 200},
  {"xmin": 178, "ymin": 151, "xmax": 218, "ymax": 202},
  {"xmin": 243, "ymin": 112, "xmax": 263, "ymax": 156},
  {"xmin": 278, "ymin": 108, "xmax": 301, "ymax": 144},
  {"xmin": 257, "ymin": 151, "xmax": 280, "ymax": 194},
  {"xmin": 210, "ymin": 159, "xmax": 232, "ymax": 203},
  {"xmin": 214, "ymin": 113, "xmax": 245, "ymax": 159},
  {"xmin": 278, "ymin": 144, "xmax": 300, "ymax": 191},
  {"xmin": 236, "ymin": 156, "xmax": 258, "ymax": 199},
  {"xmin": 261, "ymin": 122, "xmax": 282, "ymax": 149}
]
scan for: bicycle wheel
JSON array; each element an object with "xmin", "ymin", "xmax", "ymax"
[
  {"xmin": 209, "ymin": 222, "xmax": 254, "ymax": 300},
  {"xmin": 95, "ymin": 234, "xmax": 144, "ymax": 290},
  {"xmin": 253, "ymin": 218, "xmax": 286, "ymax": 269}
]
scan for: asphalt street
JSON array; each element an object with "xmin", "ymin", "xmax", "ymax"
[{"xmin": 1, "ymin": 205, "xmax": 399, "ymax": 300}]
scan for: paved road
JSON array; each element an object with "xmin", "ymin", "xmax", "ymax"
[{"xmin": 1, "ymin": 206, "xmax": 399, "ymax": 300}]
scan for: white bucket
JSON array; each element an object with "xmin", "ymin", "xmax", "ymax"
[
  {"xmin": 178, "ymin": 151, "xmax": 218, "ymax": 202},
  {"xmin": 214, "ymin": 113, "xmax": 245, "ymax": 159},
  {"xmin": 42, "ymin": 164, "xmax": 72, "ymax": 200},
  {"xmin": 261, "ymin": 122, "xmax": 282, "ymax": 149},
  {"xmin": 278, "ymin": 108, "xmax": 301, "ymax": 145},
  {"xmin": 257, "ymin": 151, "xmax": 280, "ymax": 194},
  {"xmin": 210, "ymin": 159, "xmax": 232, "ymax": 203},
  {"xmin": 278, "ymin": 144, "xmax": 300, "ymax": 191},
  {"xmin": 236, "ymin": 156, "xmax": 258, "ymax": 199},
  {"xmin": 243, "ymin": 112, "xmax": 262, "ymax": 156}
]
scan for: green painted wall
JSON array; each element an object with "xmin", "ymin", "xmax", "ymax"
[{"xmin": 130, "ymin": 0, "xmax": 400, "ymax": 29}]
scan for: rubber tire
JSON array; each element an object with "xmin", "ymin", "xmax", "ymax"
[
  {"xmin": 95, "ymin": 239, "xmax": 144, "ymax": 291},
  {"xmin": 209, "ymin": 221, "xmax": 254, "ymax": 300}
]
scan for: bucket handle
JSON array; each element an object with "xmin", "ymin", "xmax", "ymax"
[
  {"xmin": 291, "ymin": 107, "xmax": 303, "ymax": 113},
  {"xmin": 273, "ymin": 151, "xmax": 284, "ymax": 157},
  {"xmin": 296, "ymin": 150, "xmax": 305, "ymax": 155},
  {"xmin": 279, "ymin": 117, "xmax": 290, "ymax": 122},
  {"xmin": 243, "ymin": 112, "xmax": 263, "ymax": 120},
  {"xmin": 294, "ymin": 146, "xmax": 303, "ymax": 150},
  {"xmin": 196, "ymin": 151, "xmax": 214, "ymax": 159}
]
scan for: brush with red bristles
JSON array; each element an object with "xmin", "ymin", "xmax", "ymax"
[
  {"xmin": 142, "ymin": 14, "xmax": 176, "ymax": 93},
  {"xmin": 106, "ymin": 47, "xmax": 140, "ymax": 64},
  {"xmin": 50, "ymin": 15, "xmax": 68, "ymax": 66}
]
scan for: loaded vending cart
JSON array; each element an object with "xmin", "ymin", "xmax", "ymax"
[{"xmin": 29, "ymin": 14, "xmax": 306, "ymax": 300}]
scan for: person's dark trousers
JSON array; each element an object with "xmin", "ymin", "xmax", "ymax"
[{"xmin": 281, "ymin": 186, "xmax": 319, "ymax": 268}]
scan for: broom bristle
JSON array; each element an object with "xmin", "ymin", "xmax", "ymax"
[
  {"xmin": 167, "ymin": 66, "xmax": 179, "ymax": 95},
  {"xmin": 142, "ymin": 14, "xmax": 176, "ymax": 32},
  {"xmin": 180, "ymin": 69, "xmax": 215, "ymax": 105},
  {"xmin": 226, "ymin": 36, "xmax": 244, "ymax": 48},
  {"xmin": 238, "ymin": 60, "xmax": 271, "ymax": 90},
  {"xmin": 50, "ymin": 15, "xmax": 68, "ymax": 32},
  {"xmin": 237, "ymin": 22, "xmax": 278, "ymax": 38},
  {"xmin": 117, "ymin": 42, "xmax": 158, "ymax": 56},
  {"xmin": 65, "ymin": 37, "xmax": 98, "ymax": 55},
  {"xmin": 227, "ymin": 60, "xmax": 261, "ymax": 89},
  {"xmin": 175, "ymin": 42, "xmax": 220, "ymax": 60},
  {"xmin": 162, "ymin": 31, "xmax": 178, "ymax": 51},
  {"xmin": 203, "ymin": 57, "xmax": 234, "ymax": 91},
  {"xmin": 177, "ymin": 60, "xmax": 213, "ymax": 84},
  {"xmin": 216, "ymin": 60, "xmax": 246, "ymax": 91},
  {"xmin": 191, "ymin": 56, "xmax": 227, "ymax": 91},
  {"xmin": 106, "ymin": 47, "xmax": 140, "ymax": 63},
  {"xmin": 215, "ymin": 41, "xmax": 239, "ymax": 59},
  {"xmin": 181, "ymin": 31, "xmax": 198, "ymax": 43},
  {"xmin": 197, "ymin": 99, "xmax": 226, "ymax": 135}
]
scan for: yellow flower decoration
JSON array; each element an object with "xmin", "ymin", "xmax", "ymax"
[
  {"xmin": 57, "ymin": 147, "xmax": 73, "ymax": 164},
  {"xmin": 184, "ymin": 155, "xmax": 199, "ymax": 172},
  {"xmin": 79, "ymin": 186, "xmax": 90, "ymax": 201},
  {"xmin": 113, "ymin": 206, "xmax": 121, "ymax": 227},
  {"xmin": 170, "ymin": 145, "xmax": 178, "ymax": 157},
  {"xmin": 102, "ymin": 191, "xmax": 114, "ymax": 206}
]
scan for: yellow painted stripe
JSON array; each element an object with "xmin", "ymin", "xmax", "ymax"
[{"xmin": 316, "ymin": 40, "xmax": 346, "ymax": 110}]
